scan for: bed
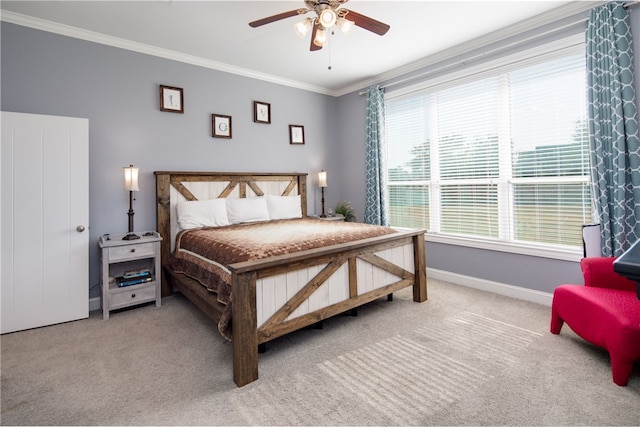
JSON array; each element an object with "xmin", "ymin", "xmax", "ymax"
[{"xmin": 155, "ymin": 171, "xmax": 428, "ymax": 387}]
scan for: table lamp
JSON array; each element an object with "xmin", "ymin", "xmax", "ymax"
[
  {"xmin": 123, "ymin": 165, "xmax": 140, "ymax": 240},
  {"xmin": 319, "ymin": 170, "xmax": 327, "ymax": 218}
]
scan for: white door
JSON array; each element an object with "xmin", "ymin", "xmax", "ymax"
[{"xmin": 1, "ymin": 112, "xmax": 89, "ymax": 334}]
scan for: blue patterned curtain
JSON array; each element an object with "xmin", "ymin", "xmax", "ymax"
[
  {"xmin": 364, "ymin": 84, "xmax": 389, "ymax": 226},
  {"xmin": 587, "ymin": 2, "xmax": 640, "ymax": 257}
]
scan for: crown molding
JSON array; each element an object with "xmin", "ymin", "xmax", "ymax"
[
  {"xmin": 0, "ymin": 10, "xmax": 335, "ymax": 96},
  {"xmin": 0, "ymin": 1, "xmax": 605, "ymax": 99}
]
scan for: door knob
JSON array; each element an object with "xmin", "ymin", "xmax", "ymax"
[{"xmin": 76, "ymin": 225, "xmax": 86, "ymax": 232}]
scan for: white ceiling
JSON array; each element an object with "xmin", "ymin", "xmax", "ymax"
[{"xmin": 1, "ymin": 1, "xmax": 591, "ymax": 96}]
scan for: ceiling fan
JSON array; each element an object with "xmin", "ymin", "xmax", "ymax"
[{"xmin": 249, "ymin": 0, "xmax": 390, "ymax": 51}]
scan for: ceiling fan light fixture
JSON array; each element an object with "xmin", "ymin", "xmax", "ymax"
[
  {"xmin": 249, "ymin": 1, "xmax": 391, "ymax": 52},
  {"xmin": 313, "ymin": 27, "xmax": 327, "ymax": 47},
  {"xmin": 293, "ymin": 18, "xmax": 312, "ymax": 37},
  {"xmin": 336, "ymin": 17, "xmax": 354, "ymax": 35},
  {"xmin": 318, "ymin": 8, "xmax": 337, "ymax": 28}
]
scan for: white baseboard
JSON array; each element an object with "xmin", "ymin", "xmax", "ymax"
[
  {"xmin": 89, "ymin": 296, "xmax": 101, "ymax": 312},
  {"xmin": 427, "ymin": 268, "xmax": 553, "ymax": 307}
]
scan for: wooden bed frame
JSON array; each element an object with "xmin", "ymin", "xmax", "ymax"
[{"xmin": 155, "ymin": 171, "xmax": 428, "ymax": 387}]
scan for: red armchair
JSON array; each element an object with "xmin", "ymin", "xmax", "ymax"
[{"xmin": 550, "ymin": 257, "xmax": 640, "ymax": 386}]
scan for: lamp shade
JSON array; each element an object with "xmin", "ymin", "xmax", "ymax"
[
  {"xmin": 318, "ymin": 170, "xmax": 327, "ymax": 188},
  {"xmin": 336, "ymin": 17, "xmax": 354, "ymax": 35},
  {"xmin": 294, "ymin": 18, "xmax": 312, "ymax": 38},
  {"xmin": 318, "ymin": 8, "xmax": 337, "ymax": 28},
  {"xmin": 313, "ymin": 27, "xmax": 327, "ymax": 47},
  {"xmin": 123, "ymin": 165, "xmax": 139, "ymax": 192}
]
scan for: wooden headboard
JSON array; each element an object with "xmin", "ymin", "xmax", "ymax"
[{"xmin": 154, "ymin": 171, "xmax": 308, "ymax": 294}]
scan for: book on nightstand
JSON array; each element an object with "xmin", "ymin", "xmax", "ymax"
[
  {"xmin": 115, "ymin": 272, "xmax": 152, "ymax": 287},
  {"xmin": 122, "ymin": 268, "xmax": 152, "ymax": 279}
]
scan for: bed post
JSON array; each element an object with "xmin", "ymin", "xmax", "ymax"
[
  {"xmin": 232, "ymin": 271, "xmax": 259, "ymax": 387},
  {"xmin": 298, "ymin": 174, "xmax": 307, "ymax": 217},
  {"xmin": 413, "ymin": 233, "xmax": 428, "ymax": 302},
  {"xmin": 155, "ymin": 172, "xmax": 173, "ymax": 297}
]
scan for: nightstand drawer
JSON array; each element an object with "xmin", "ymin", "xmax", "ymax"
[
  {"xmin": 110, "ymin": 285, "xmax": 156, "ymax": 309},
  {"xmin": 109, "ymin": 242, "xmax": 156, "ymax": 262}
]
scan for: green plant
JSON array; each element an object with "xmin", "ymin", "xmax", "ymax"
[{"xmin": 334, "ymin": 201, "xmax": 358, "ymax": 222}]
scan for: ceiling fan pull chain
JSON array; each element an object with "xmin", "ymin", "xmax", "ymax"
[{"xmin": 328, "ymin": 30, "xmax": 333, "ymax": 70}]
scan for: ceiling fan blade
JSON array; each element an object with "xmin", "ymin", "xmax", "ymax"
[
  {"xmin": 309, "ymin": 23, "xmax": 322, "ymax": 51},
  {"xmin": 341, "ymin": 9, "xmax": 390, "ymax": 35},
  {"xmin": 249, "ymin": 9, "xmax": 306, "ymax": 28}
]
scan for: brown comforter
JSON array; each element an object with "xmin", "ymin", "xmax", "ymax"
[{"xmin": 170, "ymin": 218, "xmax": 396, "ymax": 339}]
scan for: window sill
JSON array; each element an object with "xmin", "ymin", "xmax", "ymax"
[{"xmin": 424, "ymin": 232, "xmax": 582, "ymax": 262}]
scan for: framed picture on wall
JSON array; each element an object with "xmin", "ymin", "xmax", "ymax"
[
  {"xmin": 253, "ymin": 101, "xmax": 271, "ymax": 124},
  {"xmin": 289, "ymin": 125, "xmax": 305, "ymax": 145},
  {"xmin": 160, "ymin": 85, "xmax": 184, "ymax": 113},
  {"xmin": 212, "ymin": 114, "xmax": 232, "ymax": 139}
]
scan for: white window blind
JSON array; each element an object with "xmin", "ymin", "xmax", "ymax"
[
  {"xmin": 385, "ymin": 50, "xmax": 591, "ymax": 250},
  {"xmin": 386, "ymin": 95, "xmax": 430, "ymax": 230},
  {"xmin": 509, "ymin": 55, "xmax": 590, "ymax": 246},
  {"xmin": 437, "ymin": 77, "xmax": 501, "ymax": 239}
]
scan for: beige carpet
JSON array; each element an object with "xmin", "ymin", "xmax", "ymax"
[{"xmin": 1, "ymin": 279, "xmax": 639, "ymax": 425}]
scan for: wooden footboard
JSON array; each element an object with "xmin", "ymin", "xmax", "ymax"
[
  {"xmin": 230, "ymin": 230, "xmax": 427, "ymax": 386},
  {"xmin": 155, "ymin": 171, "xmax": 427, "ymax": 387}
]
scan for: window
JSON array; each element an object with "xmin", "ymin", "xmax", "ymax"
[{"xmin": 385, "ymin": 50, "xmax": 591, "ymax": 251}]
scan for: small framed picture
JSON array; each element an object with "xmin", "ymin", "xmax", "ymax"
[
  {"xmin": 289, "ymin": 125, "xmax": 305, "ymax": 145},
  {"xmin": 212, "ymin": 114, "xmax": 232, "ymax": 139},
  {"xmin": 160, "ymin": 85, "xmax": 184, "ymax": 113},
  {"xmin": 253, "ymin": 101, "xmax": 271, "ymax": 124}
]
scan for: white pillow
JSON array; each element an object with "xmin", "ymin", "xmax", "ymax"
[
  {"xmin": 226, "ymin": 197, "xmax": 270, "ymax": 224},
  {"xmin": 177, "ymin": 199, "xmax": 230, "ymax": 230},
  {"xmin": 266, "ymin": 195, "xmax": 302, "ymax": 220}
]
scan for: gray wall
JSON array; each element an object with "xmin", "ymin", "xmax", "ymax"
[
  {"xmin": 1, "ymin": 22, "xmax": 341, "ymax": 295},
  {"xmin": 2, "ymin": 5, "xmax": 639, "ymax": 297},
  {"xmin": 333, "ymin": 6, "xmax": 640, "ymax": 292}
]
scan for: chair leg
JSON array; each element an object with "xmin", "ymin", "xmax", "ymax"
[
  {"xmin": 610, "ymin": 353, "xmax": 633, "ymax": 386},
  {"xmin": 550, "ymin": 309, "xmax": 564, "ymax": 334}
]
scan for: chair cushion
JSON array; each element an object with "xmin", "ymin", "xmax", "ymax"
[{"xmin": 553, "ymin": 285, "xmax": 640, "ymax": 360}]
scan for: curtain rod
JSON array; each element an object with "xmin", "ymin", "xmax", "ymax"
[{"xmin": 623, "ymin": 1, "xmax": 639, "ymax": 8}]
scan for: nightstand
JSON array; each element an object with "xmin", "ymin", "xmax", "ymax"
[{"xmin": 99, "ymin": 231, "xmax": 162, "ymax": 319}]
